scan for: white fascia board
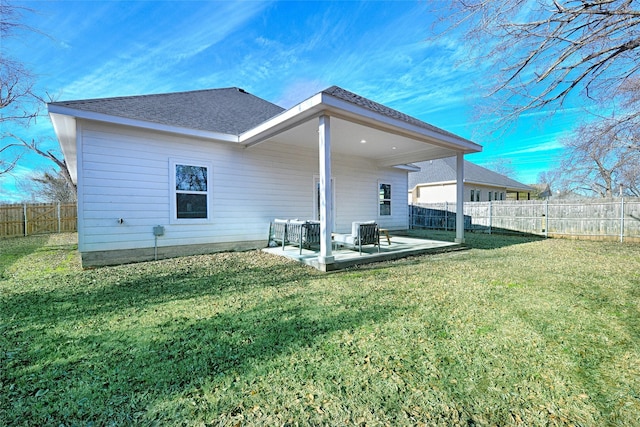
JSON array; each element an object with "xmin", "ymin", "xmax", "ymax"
[
  {"xmin": 432, "ymin": 180, "xmax": 510, "ymax": 188},
  {"xmin": 320, "ymin": 94, "xmax": 482, "ymax": 154},
  {"xmin": 239, "ymin": 93, "xmax": 324, "ymax": 147},
  {"xmin": 417, "ymin": 180, "xmax": 458, "ymax": 187},
  {"xmin": 47, "ymin": 104, "xmax": 238, "ymax": 143},
  {"xmin": 49, "ymin": 112, "xmax": 78, "ymax": 183},
  {"xmin": 463, "ymin": 180, "xmax": 531, "ymax": 191}
]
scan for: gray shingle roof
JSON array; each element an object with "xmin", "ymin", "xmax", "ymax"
[
  {"xmin": 50, "ymin": 85, "xmax": 477, "ymax": 149},
  {"xmin": 322, "ymin": 86, "xmax": 474, "ymax": 144},
  {"xmin": 49, "ymin": 87, "xmax": 286, "ymax": 135},
  {"xmin": 409, "ymin": 157, "xmax": 533, "ymax": 192}
]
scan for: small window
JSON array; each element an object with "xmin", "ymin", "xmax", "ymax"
[
  {"xmin": 475, "ymin": 190, "xmax": 480, "ymax": 202},
  {"xmin": 379, "ymin": 183, "xmax": 391, "ymax": 216},
  {"xmin": 470, "ymin": 189, "xmax": 475, "ymax": 202},
  {"xmin": 171, "ymin": 160, "xmax": 211, "ymax": 222},
  {"xmin": 488, "ymin": 191, "xmax": 492, "ymax": 201}
]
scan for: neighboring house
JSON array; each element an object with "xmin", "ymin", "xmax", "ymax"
[
  {"xmin": 409, "ymin": 157, "xmax": 533, "ymax": 204},
  {"xmin": 48, "ymin": 86, "xmax": 481, "ymax": 269}
]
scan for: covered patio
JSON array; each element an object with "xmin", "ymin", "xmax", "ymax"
[
  {"xmin": 245, "ymin": 87, "xmax": 481, "ymax": 271},
  {"xmin": 263, "ymin": 232, "xmax": 465, "ymax": 271}
]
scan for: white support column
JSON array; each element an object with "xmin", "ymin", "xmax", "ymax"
[
  {"xmin": 455, "ymin": 152, "xmax": 465, "ymax": 243},
  {"xmin": 318, "ymin": 115, "xmax": 334, "ymax": 264}
]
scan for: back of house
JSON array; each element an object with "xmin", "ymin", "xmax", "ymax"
[{"xmin": 49, "ymin": 86, "xmax": 481, "ymax": 267}]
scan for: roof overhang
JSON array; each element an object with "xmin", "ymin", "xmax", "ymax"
[
  {"xmin": 48, "ymin": 88, "xmax": 482, "ymax": 183},
  {"xmin": 48, "ymin": 104, "xmax": 240, "ymax": 183},
  {"xmin": 239, "ymin": 91, "xmax": 481, "ymax": 168},
  {"xmin": 49, "ymin": 112, "xmax": 79, "ymax": 182}
]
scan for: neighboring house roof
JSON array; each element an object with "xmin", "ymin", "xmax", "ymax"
[
  {"xmin": 409, "ymin": 157, "xmax": 533, "ymax": 192},
  {"xmin": 48, "ymin": 87, "xmax": 285, "ymax": 135}
]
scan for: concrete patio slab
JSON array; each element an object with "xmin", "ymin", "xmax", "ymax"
[{"xmin": 263, "ymin": 233, "xmax": 466, "ymax": 271}]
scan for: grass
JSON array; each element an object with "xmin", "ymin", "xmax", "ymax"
[{"xmin": 1, "ymin": 232, "xmax": 639, "ymax": 426}]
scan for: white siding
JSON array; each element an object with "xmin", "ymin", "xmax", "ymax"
[
  {"xmin": 412, "ymin": 183, "xmax": 507, "ymax": 204},
  {"xmin": 413, "ymin": 184, "xmax": 456, "ymax": 204},
  {"xmin": 77, "ymin": 121, "xmax": 409, "ymax": 253}
]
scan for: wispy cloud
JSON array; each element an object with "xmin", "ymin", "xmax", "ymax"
[
  {"xmin": 0, "ymin": 163, "xmax": 38, "ymax": 203},
  {"xmin": 504, "ymin": 139, "xmax": 565, "ymax": 156},
  {"xmin": 1, "ymin": 0, "xmax": 590, "ymax": 201},
  {"xmin": 57, "ymin": 1, "xmax": 271, "ymax": 100}
]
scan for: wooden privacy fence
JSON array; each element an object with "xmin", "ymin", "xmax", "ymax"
[
  {"xmin": 410, "ymin": 198, "xmax": 640, "ymax": 242},
  {"xmin": 0, "ymin": 203, "xmax": 77, "ymax": 238}
]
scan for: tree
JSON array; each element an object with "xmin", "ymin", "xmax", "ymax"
[
  {"xmin": 486, "ymin": 157, "xmax": 517, "ymax": 178},
  {"xmin": 18, "ymin": 169, "xmax": 76, "ymax": 203},
  {"xmin": 6, "ymin": 134, "xmax": 76, "ymax": 194},
  {"xmin": 531, "ymin": 171, "xmax": 557, "ymax": 198},
  {"xmin": 1, "ymin": 2, "xmax": 42, "ymax": 174},
  {"xmin": 432, "ymin": 0, "xmax": 640, "ymax": 123},
  {"xmin": 1, "ymin": 3, "xmax": 43, "ymax": 126},
  {"xmin": 0, "ymin": 2, "xmax": 75, "ymax": 197},
  {"xmin": 554, "ymin": 115, "xmax": 640, "ymax": 197}
]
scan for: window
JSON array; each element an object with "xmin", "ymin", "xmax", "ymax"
[
  {"xmin": 488, "ymin": 191, "xmax": 492, "ymax": 201},
  {"xmin": 470, "ymin": 189, "xmax": 475, "ymax": 202},
  {"xmin": 171, "ymin": 160, "xmax": 211, "ymax": 222},
  {"xmin": 475, "ymin": 190, "xmax": 480, "ymax": 202},
  {"xmin": 379, "ymin": 183, "xmax": 391, "ymax": 216}
]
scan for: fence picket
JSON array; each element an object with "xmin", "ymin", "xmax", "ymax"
[
  {"xmin": 0, "ymin": 203, "xmax": 77, "ymax": 238},
  {"xmin": 411, "ymin": 198, "xmax": 640, "ymax": 242}
]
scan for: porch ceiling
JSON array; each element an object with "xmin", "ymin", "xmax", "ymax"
[{"xmin": 260, "ymin": 115, "xmax": 464, "ymax": 167}]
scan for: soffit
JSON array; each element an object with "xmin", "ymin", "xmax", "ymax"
[{"xmin": 262, "ymin": 115, "xmax": 464, "ymax": 166}]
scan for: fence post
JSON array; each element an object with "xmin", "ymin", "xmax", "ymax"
[
  {"xmin": 488, "ymin": 200, "xmax": 492, "ymax": 234},
  {"xmin": 57, "ymin": 202, "xmax": 61, "ymax": 233},
  {"xmin": 23, "ymin": 204, "xmax": 27, "ymax": 236},
  {"xmin": 620, "ymin": 197, "xmax": 624, "ymax": 243},
  {"xmin": 444, "ymin": 201, "xmax": 448, "ymax": 231},
  {"xmin": 545, "ymin": 200, "xmax": 549, "ymax": 239}
]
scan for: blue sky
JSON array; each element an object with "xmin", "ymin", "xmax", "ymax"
[{"xmin": 1, "ymin": 0, "xmax": 580, "ymax": 203}]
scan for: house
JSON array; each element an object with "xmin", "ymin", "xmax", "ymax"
[
  {"xmin": 48, "ymin": 86, "xmax": 482, "ymax": 269},
  {"xmin": 408, "ymin": 157, "xmax": 533, "ymax": 204}
]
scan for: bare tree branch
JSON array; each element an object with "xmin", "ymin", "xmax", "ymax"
[
  {"xmin": 0, "ymin": 144, "xmax": 21, "ymax": 175},
  {"xmin": 1, "ymin": 1, "xmax": 65, "ymax": 187},
  {"xmin": 432, "ymin": 0, "xmax": 640, "ymax": 124},
  {"xmin": 554, "ymin": 114, "xmax": 640, "ymax": 197},
  {"xmin": 6, "ymin": 133, "xmax": 77, "ymax": 195}
]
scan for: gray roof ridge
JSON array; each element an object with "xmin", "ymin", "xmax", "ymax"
[
  {"xmin": 49, "ymin": 87, "xmax": 285, "ymax": 135},
  {"xmin": 320, "ymin": 86, "xmax": 473, "ymax": 143},
  {"xmin": 444, "ymin": 157, "xmax": 532, "ymax": 190},
  {"xmin": 50, "ymin": 87, "xmax": 248, "ymax": 106}
]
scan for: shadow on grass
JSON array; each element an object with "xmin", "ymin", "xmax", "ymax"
[
  {"xmin": 2, "ymin": 254, "xmax": 314, "ymax": 324},
  {"xmin": 407, "ymin": 229, "xmax": 545, "ymax": 250},
  {"xmin": 1, "ymin": 257, "xmax": 402, "ymax": 425}
]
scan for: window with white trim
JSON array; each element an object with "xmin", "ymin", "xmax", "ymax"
[
  {"xmin": 170, "ymin": 160, "xmax": 212, "ymax": 223},
  {"xmin": 379, "ymin": 183, "xmax": 391, "ymax": 216},
  {"xmin": 470, "ymin": 189, "xmax": 475, "ymax": 202}
]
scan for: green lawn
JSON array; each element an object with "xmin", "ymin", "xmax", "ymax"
[{"xmin": 1, "ymin": 232, "xmax": 638, "ymax": 426}]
